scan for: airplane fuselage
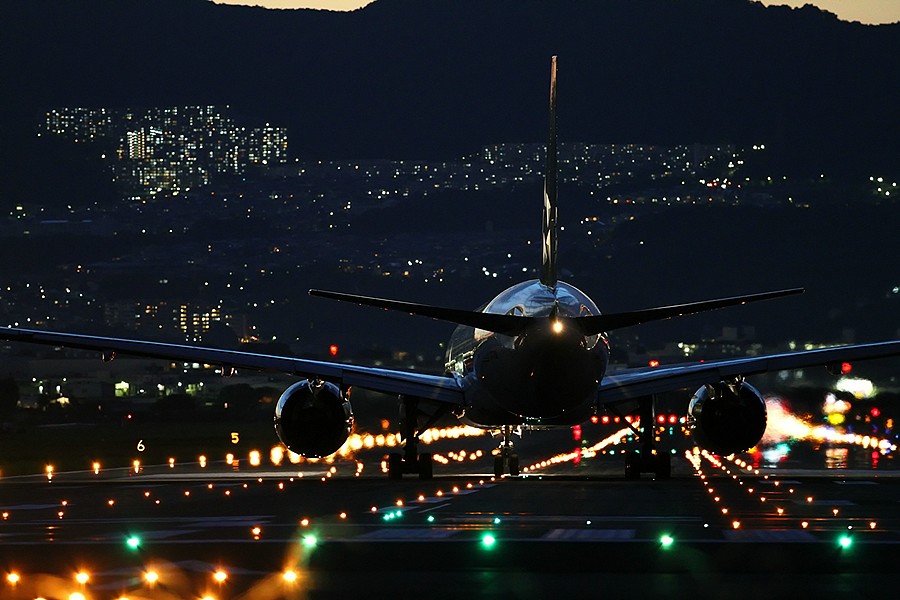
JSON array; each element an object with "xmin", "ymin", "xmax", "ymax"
[{"xmin": 446, "ymin": 279, "xmax": 609, "ymax": 428}]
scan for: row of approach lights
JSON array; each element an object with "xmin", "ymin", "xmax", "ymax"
[
  {"xmin": 39, "ymin": 425, "xmax": 489, "ymax": 479},
  {"xmin": 688, "ymin": 447, "xmax": 872, "ymax": 549},
  {"xmin": 4, "ymin": 566, "xmax": 300, "ymax": 598}
]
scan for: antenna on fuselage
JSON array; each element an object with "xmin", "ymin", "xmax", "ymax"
[{"xmin": 540, "ymin": 56, "xmax": 559, "ymax": 291}]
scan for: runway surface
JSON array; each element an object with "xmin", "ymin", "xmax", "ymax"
[{"xmin": 2, "ymin": 426, "xmax": 900, "ymax": 599}]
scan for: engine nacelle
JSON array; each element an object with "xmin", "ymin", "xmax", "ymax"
[
  {"xmin": 688, "ymin": 380, "xmax": 766, "ymax": 455},
  {"xmin": 274, "ymin": 380, "xmax": 353, "ymax": 458}
]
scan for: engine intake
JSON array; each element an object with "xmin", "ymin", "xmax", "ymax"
[
  {"xmin": 274, "ymin": 379, "xmax": 353, "ymax": 458},
  {"xmin": 688, "ymin": 380, "xmax": 766, "ymax": 455}
]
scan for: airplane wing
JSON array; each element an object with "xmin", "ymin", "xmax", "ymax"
[
  {"xmin": 598, "ymin": 340, "xmax": 900, "ymax": 403},
  {"xmin": 0, "ymin": 327, "xmax": 464, "ymax": 405}
]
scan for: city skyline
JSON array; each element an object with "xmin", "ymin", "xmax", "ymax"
[{"xmin": 211, "ymin": 0, "xmax": 900, "ymax": 25}]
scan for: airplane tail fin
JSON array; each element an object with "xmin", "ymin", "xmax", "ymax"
[{"xmin": 540, "ymin": 56, "xmax": 559, "ymax": 290}]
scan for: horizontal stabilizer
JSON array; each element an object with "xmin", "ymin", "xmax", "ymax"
[
  {"xmin": 309, "ymin": 289, "xmax": 533, "ymax": 336},
  {"xmin": 574, "ymin": 288, "xmax": 804, "ymax": 335}
]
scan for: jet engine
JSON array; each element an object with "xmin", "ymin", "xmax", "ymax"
[
  {"xmin": 274, "ymin": 380, "xmax": 353, "ymax": 458},
  {"xmin": 687, "ymin": 380, "xmax": 766, "ymax": 455}
]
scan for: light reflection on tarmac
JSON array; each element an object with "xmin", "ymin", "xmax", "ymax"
[{"xmin": 2, "ymin": 430, "xmax": 900, "ymax": 599}]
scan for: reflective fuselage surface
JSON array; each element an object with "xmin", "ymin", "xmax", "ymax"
[{"xmin": 446, "ymin": 279, "xmax": 609, "ymax": 427}]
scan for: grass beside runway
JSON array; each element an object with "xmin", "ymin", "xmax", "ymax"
[{"xmin": 0, "ymin": 419, "xmax": 277, "ymax": 476}]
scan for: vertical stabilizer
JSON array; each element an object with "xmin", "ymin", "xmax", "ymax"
[{"xmin": 540, "ymin": 56, "xmax": 559, "ymax": 290}]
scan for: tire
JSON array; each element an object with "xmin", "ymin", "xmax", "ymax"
[
  {"xmin": 418, "ymin": 453, "xmax": 433, "ymax": 480},
  {"xmin": 654, "ymin": 453, "xmax": 671, "ymax": 480},
  {"xmin": 493, "ymin": 455, "xmax": 505, "ymax": 478},
  {"xmin": 388, "ymin": 453, "xmax": 403, "ymax": 480},
  {"xmin": 508, "ymin": 454, "xmax": 520, "ymax": 477},
  {"xmin": 624, "ymin": 452, "xmax": 640, "ymax": 480}
]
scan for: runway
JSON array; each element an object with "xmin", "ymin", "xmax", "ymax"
[{"xmin": 2, "ymin": 427, "xmax": 900, "ymax": 599}]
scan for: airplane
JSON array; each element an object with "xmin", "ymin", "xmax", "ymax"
[{"xmin": 2, "ymin": 56, "xmax": 900, "ymax": 480}]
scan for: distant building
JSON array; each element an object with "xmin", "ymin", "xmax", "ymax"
[{"xmin": 43, "ymin": 105, "xmax": 288, "ymax": 200}]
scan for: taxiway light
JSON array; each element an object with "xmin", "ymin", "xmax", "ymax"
[
  {"xmin": 481, "ymin": 533, "xmax": 497, "ymax": 548},
  {"xmin": 660, "ymin": 534, "xmax": 674, "ymax": 548}
]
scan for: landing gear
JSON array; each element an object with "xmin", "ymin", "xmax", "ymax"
[
  {"xmin": 387, "ymin": 396, "xmax": 446, "ymax": 480},
  {"xmin": 613, "ymin": 395, "xmax": 672, "ymax": 480},
  {"xmin": 493, "ymin": 425, "xmax": 520, "ymax": 478}
]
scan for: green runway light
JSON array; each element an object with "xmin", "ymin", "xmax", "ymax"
[
  {"xmin": 427, "ymin": 515, "xmax": 435, "ymax": 523},
  {"xmin": 302, "ymin": 534, "xmax": 318, "ymax": 548},
  {"xmin": 481, "ymin": 533, "xmax": 496, "ymax": 548},
  {"xmin": 126, "ymin": 535, "xmax": 141, "ymax": 550},
  {"xmin": 838, "ymin": 535, "xmax": 853, "ymax": 549},
  {"xmin": 660, "ymin": 534, "xmax": 674, "ymax": 548},
  {"xmin": 493, "ymin": 517, "xmax": 501, "ymax": 525}
]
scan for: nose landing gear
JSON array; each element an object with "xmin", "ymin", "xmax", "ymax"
[{"xmin": 493, "ymin": 425, "xmax": 520, "ymax": 478}]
